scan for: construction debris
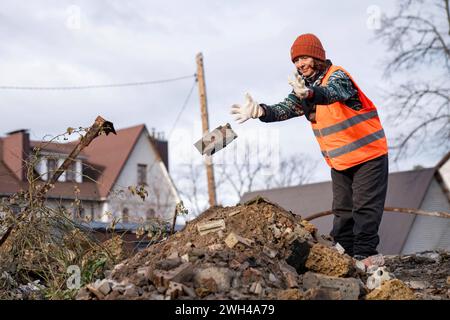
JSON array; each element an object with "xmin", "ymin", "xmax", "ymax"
[
  {"xmin": 366, "ymin": 279, "xmax": 416, "ymax": 300},
  {"xmin": 197, "ymin": 219, "xmax": 226, "ymax": 236},
  {"xmin": 303, "ymin": 272, "xmax": 361, "ymax": 300},
  {"xmin": 224, "ymin": 232, "xmax": 253, "ymax": 249},
  {"xmin": 366, "ymin": 267, "xmax": 392, "ymax": 290},
  {"xmin": 305, "ymin": 244, "xmax": 354, "ymax": 277},
  {"xmin": 75, "ymin": 198, "xmax": 449, "ymax": 300}
]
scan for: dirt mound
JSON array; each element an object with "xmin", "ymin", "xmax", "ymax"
[{"xmin": 76, "ymin": 197, "xmax": 449, "ymax": 300}]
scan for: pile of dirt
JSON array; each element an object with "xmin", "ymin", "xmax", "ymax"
[{"xmin": 76, "ymin": 197, "xmax": 449, "ymax": 300}]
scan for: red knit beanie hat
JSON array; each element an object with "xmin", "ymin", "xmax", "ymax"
[{"xmin": 290, "ymin": 33, "xmax": 326, "ymax": 62}]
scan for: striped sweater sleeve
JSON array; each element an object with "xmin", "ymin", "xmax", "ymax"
[{"xmin": 259, "ymin": 92, "xmax": 305, "ymax": 123}]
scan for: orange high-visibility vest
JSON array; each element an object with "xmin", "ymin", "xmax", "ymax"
[{"xmin": 311, "ymin": 65, "xmax": 388, "ymax": 170}]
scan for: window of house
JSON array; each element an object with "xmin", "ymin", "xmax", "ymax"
[
  {"xmin": 137, "ymin": 164, "xmax": 147, "ymax": 186},
  {"xmin": 122, "ymin": 207, "xmax": 129, "ymax": 223},
  {"xmin": 66, "ymin": 161, "xmax": 77, "ymax": 182},
  {"xmin": 146, "ymin": 208, "xmax": 155, "ymax": 222},
  {"xmin": 47, "ymin": 158, "xmax": 57, "ymax": 178},
  {"xmin": 75, "ymin": 205, "xmax": 85, "ymax": 221}
]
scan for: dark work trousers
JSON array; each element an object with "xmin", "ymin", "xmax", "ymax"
[{"xmin": 330, "ymin": 154, "xmax": 388, "ymax": 257}]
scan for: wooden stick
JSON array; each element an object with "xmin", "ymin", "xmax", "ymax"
[
  {"xmin": 0, "ymin": 116, "xmax": 115, "ymax": 248},
  {"xmin": 304, "ymin": 207, "xmax": 450, "ymax": 221}
]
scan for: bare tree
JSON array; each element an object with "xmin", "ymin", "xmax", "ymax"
[
  {"xmin": 263, "ymin": 153, "xmax": 318, "ymax": 189},
  {"xmin": 175, "ymin": 162, "xmax": 209, "ymax": 215},
  {"xmin": 215, "ymin": 141, "xmax": 317, "ymax": 201},
  {"xmin": 376, "ymin": 0, "xmax": 450, "ymax": 160},
  {"xmin": 175, "ymin": 143, "xmax": 317, "ymax": 214},
  {"xmin": 215, "ymin": 141, "xmax": 270, "ymax": 200}
]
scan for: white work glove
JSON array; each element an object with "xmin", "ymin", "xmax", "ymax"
[
  {"xmin": 288, "ymin": 72, "xmax": 311, "ymax": 99},
  {"xmin": 230, "ymin": 93, "xmax": 264, "ymax": 124}
]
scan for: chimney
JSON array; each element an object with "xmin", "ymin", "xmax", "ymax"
[
  {"xmin": 2, "ymin": 129, "xmax": 30, "ymax": 181},
  {"xmin": 150, "ymin": 130, "xmax": 169, "ymax": 172}
]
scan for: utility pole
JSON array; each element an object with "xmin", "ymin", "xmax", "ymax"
[{"xmin": 196, "ymin": 52, "xmax": 217, "ymax": 207}]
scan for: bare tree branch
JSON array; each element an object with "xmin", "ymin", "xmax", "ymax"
[{"xmin": 376, "ymin": 0, "xmax": 450, "ymax": 161}]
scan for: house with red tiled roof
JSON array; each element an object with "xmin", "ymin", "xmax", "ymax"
[{"xmin": 0, "ymin": 124, "xmax": 179, "ymax": 227}]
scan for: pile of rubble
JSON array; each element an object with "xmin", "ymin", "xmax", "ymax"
[{"xmin": 76, "ymin": 198, "xmax": 449, "ymax": 300}]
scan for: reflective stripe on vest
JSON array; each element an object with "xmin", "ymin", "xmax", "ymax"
[
  {"xmin": 321, "ymin": 129, "xmax": 385, "ymax": 159},
  {"xmin": 313, "ymin": 110, "xmax": 379, "ymax": 137}
]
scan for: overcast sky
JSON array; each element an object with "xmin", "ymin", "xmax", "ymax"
[{"xmin": 0, "ymin": 0, "xmax": 446, "ymax": 191}]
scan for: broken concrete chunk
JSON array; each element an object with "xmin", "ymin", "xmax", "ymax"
[
  {"xmin": 303, "ymin": 272, "xmax": 360, "ymax": 300},
  {"xmin": 305, "ymin": 243, "xmax": 353, "ymax": 277},
  {"xmin": 268, "ymin": 273, "xmax": 278, "ymax": 283},
  {"xmin": 300, "ymin": 220, "xmax": 317, "ymax": 235},
  {"xmin": 406, "ymin": 280, "xmax": 429, "ymax": 290},
  {"xmin": 224, "ymin": 232, "xmax": 253, "ymax": 249},
  {"xmin": 263, "ymin": 246, "xmax": 277, "ymax": 258},
  {"xmin": 303, "ymin": 287, "xmax": 343, "ymax": 300},
  {"xmin": 137, "ymin": 266, "xmax": 153, "ymax": 280},
  {"xmin": 96, "ymin": 279, "xmax": 112, "ymax": 296},
  {"xmin": 86, "ymin": 282, "xmax": 106, "ymax": 300},
  {"xmin": 76, "ymin": 287, "xmax": 92, "ymax": 300},
  {"xmin": 208, "ymin": 244, "xmax": 224, "ymax": 251},
  {"xmin": 152, "ymin": 262, "xmax": 194, "ymax": 289},
  {"xmin": 194, "ymin": 267, "xmax": 233, "ymax": 291},
  {"xmin": 366, "ymin": 279, "xmax": 416, "ymax": 300},
  {"xmin": 166, "ymin": 281, "xmax": 184, "ymax": 300},
  {"xmin": 293, "ymin": 225, "xmax": 313, "ymax": 241},
  {"xmin": 167, "ymin": 251, "xmax": 179, "ymax": 260},
  {"xmin": 268, "ymin": 224, "xmax": 282, "ymax": 238},
  {"xmin": 334, "ymin": 243, "xmax": 345, "ymax": 255},
  {"xmin": 278, "ymin": 261, "xmax": 299, "ymax": 288},
  {"xmin": 155, "ymin": 258, "xmax": 182, "ymax": 271},
  {"xmin": 277, "ymin": 289, "xmax": 303, "ymax": 300},
  {"xmin": 415, "ymin": 251, "xmax": 441, "ymax": 263},
  {"xmin": 123, "ymin": 284, "xmax": 139, "ymax": 298},
  {"xmin": 181, "ymin": 284, "xmax": 197, "ymax": 298},
  {"xmin": 366, "ymin": 267, "xmax": 392, "ymax": 290},
  {"xmin": 228, "ymin": 208, "xmax": 242, "ymax": 217},
  {"xmin": 197, "ymin": 219, "xmax": 226, "ymax": 236},
  {"xmin": 249, "ymin": 281, "xmax": 263, "ymax": 295},
  {"xmin": 355, "ymin": 260, "xmax": 366, "ymax": 273}
]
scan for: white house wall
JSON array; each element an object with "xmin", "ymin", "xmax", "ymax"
[
  {"xmin": 44, "ymin": 198, "xmax": 103, "ymax": 221},
  {"xmin": 107, "ymin": 132, "xmax": 177, "ymax": 224},
  {"xmin": 439, "ymin": 158, "xmax": 450, "ymax": 189},
  {"xmin": 401, "ymin": 178, "xmax": 450, "ymax": 254}
]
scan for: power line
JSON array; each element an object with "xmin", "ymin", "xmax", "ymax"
[
  {"xmin": 168, "ymin": 78, "xmax": 197, "ymax": 140},
  {"xmin": 0, "ymin": 74, "xmax": 195, "ymax": 90}
]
